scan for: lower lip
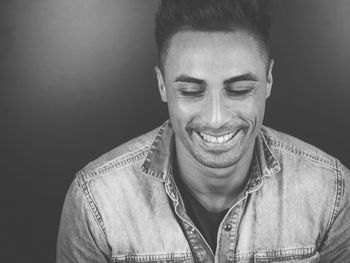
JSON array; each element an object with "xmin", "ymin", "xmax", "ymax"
[{"xmin": 193, "ymin": 129, "xmax": 242, "ymax": 149}]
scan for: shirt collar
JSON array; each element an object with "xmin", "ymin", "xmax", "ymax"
[
  {"xmin": 140, "ymin": 120, "xmax": 281, "ymax": 182},
  {"xmin": 140, "ymin": 120, "xmax": 175, "ymax": 181},
  {"xmin": 244, "ymin": 132, "xmax": 281, "ymax": 192},
  {"xmin": 256, "ymin": 131, "xmax": 281, "ymax": 177}
]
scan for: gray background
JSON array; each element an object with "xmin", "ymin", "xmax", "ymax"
[{"xmin": 2, "ymin": 0, "xmax": 349, "ymax": 262}]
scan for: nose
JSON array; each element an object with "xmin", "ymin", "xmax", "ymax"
[{"xmin": 202, "ymin": 92, "xmax": 230, "ymax": 129}]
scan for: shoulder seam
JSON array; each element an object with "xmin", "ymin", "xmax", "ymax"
[
  {"xmin": 81, "ymin": 146, "xmax": 150, "ymax": 181},
  {"xmin": 263, "ymin": 134, "xmax": 340, "ymax": 171}
]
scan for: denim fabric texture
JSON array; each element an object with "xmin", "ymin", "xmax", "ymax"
[{"xmin": 57, "ymin": 120, "xmax": 350, "ymax": 263}]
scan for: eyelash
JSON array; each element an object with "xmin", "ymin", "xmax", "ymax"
[
  {"xmin": 225, "ymin": 89, "xmax": 252, "ymax": 96},
  {"xmin": 180, "ymin": 90, "xmax": 204, "ymax": 97},
  {"xmin": 180, "ymin": 89, "xmax": 252, "ymax": 97}
]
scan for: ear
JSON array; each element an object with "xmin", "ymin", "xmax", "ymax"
[
  {"xmin": 155, "ymin": 66, "xmax": 168, "ymax": 102},
  {"xmin": 266, "ymin": 59, "xmax": 274, "ymax": 99}
]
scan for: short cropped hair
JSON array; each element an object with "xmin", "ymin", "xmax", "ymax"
[{"xmin": 155, "ymin": 0, "xmax": 271, "ymax": 71}]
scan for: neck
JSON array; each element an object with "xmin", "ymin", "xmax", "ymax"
[{"xmin": 175, "ymin": 140, "xmax": 255, "ymax": 212}]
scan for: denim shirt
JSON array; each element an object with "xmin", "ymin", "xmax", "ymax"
[{"xmin": 57, "ymin": 121, "xmax": 350, "ymax": 263}]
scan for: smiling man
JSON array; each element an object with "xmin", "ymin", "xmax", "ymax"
[
  {"xmin": 57, "ymin": 1, "xmax": 350, "ymax": 262},
  {"xmin": 155, "ymin": 29, "xmax": 272, "ymax": 215}
]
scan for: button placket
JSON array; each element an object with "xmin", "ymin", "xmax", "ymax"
[
  {"xmin": 215, "ymin": 198, "xmax": 249, "ymax": 262},
  {"xmin": 215, "ymin": 209, "xmax": 237, "ymax": 263},
  {"xmin": 181, "ymin": 221, "xmax": 214, "ymax": 262},
  {"xmin": 228, "ymin": 200, "xmax": 246, "ymax": 253}
]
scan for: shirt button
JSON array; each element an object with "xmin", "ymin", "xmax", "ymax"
[
  {"xmin": 188, "ymin": 227, "xmax": 196, "ymax": 234},
  {"xmin": 223, "ymin": 224, "xmax": 232, "ymax": 231}
]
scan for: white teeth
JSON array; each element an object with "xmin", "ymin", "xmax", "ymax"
[{"xmin": 199, "ymin": 130, "xmax": 238, "ymax": 144}]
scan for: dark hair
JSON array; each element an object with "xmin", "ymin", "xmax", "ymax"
[{"xmin": 155, "ymin": 0, "xmax": 271, "ymax": 70}]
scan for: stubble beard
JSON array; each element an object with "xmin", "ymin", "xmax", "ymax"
[{"xmin": 185, "ymin": 122, "xmax": 253, "ymax": 169}]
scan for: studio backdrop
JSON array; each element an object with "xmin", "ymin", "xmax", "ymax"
[{"xmin": 2, "ymin": 0, "xmax": 349, "ymax": 262}]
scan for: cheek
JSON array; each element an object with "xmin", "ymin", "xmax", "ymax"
[
  {"xmin": 167, "ymin": 98, "xmax": 201, "ymax": 123},
  {"xmin": 229, "ymin": 97, "xmax": 266, "ymax": 121}
]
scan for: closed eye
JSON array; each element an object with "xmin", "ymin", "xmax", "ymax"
[
  {"xmin": 177, "ymin": 86, "xmax": 205, "ymax": 97},
  {"xmin": 180, "ymin": 90, "xmax": 204, "ymax": 97},
  {"xmin": 225, "ymin": 87, "xmax": 254, "ymax": 96}
]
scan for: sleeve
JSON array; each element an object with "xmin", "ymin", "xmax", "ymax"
[
  {"xmin": 56, "ymin": 178, "xmax": 111, "ymax": 263},
  {"xmin": 319, "ymin": 164, "xmax": 350, "ymax": 262}
]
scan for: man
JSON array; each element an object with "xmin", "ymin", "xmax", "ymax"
[{"xmin": 57, "ymin": 0, "xmax": 350, "ymax": 262}]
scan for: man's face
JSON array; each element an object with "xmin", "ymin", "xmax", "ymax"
[{"xmin": 156, "ymin": 31, "xmax": 273, "ymax": 169}]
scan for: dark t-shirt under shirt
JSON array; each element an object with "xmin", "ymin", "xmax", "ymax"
[{"xmin": 173, "ymin": 165, "xmax": 228, "ymax": 253}]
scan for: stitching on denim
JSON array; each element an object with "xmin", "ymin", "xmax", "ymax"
[
  {"xmin": 172, "ymin": 210, "xmax": 201, "ymax": 262},
  {"xmin": 81, "ymin": 146, "xmax": 150, "ymax": 181},
  {"xmin": 76, "ymin": 172, "xmax": 108, "ymax": 241},
  {"xmin": 139, "ymin": 165, "xmax": 167, "ymax": 181},
  {"xmin": 322, "ymin": 160, "xmax": 344, "ymax": 248},
  {"xmin": 273, "ymin": 146, "xmax": 337, "ymax": 174},
  {"xmin": 164, "ymin": 149, "xmax": 174, "ymax": 182},
  {"xmin": 229, "ymin": 246, "xmax": 316, "ymax": 261},
  {"xmin": 142, "ymin": 121, "xmax": 168, "ymax": 166},
  {"xmin": 111, "ymin": 252, "xmax": 193, "ymax": 262},
  {"xmin": 260, "ymin": 133, "xmax": 281, "ymax": 174},
  {"xmin": 246, "ymin": 154, "xmax": 264, "ymax": 195},
  {"xmin": 264, "ymin": 135, "xmax": 339, "ymax": 171},
  {"xmin": 255, "ymin": 150, "xmax": 263, "ymax": 180},
  {"xmin": 139, "ymin": 121, "xmax": 169, "ymax": 179},
  {"xmin": 146, "ymin": 121, "xmax": 168, "ymax": 155},
  {"xmin": 227, "ymin": 200, "xmax": 245, "ymax": 253}
]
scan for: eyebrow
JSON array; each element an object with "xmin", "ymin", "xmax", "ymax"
[
  {"xmin": 174, "ymin": 72, "xmax": 259, "ymax": 86},
  {"xmin": 174, "ymin": 75, "xmax": 205, "ymax": 85},
  {"xmin": 223, "ymin": 73, "xmax": 259, "ymax": 85}
]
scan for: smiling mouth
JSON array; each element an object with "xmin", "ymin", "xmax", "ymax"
[{"xmin": 196, "ymin": 129, "xmax": 241, "ymax": 144}]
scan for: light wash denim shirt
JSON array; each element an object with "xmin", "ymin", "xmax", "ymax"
[{"xmin": 57, "ymin": 120, "xmax": 350, "ymax": 263}]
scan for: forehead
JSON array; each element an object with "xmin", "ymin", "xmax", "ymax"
[{"xmin": 164, "ymin": 31, "xmax": 267, "ymax": 78}]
